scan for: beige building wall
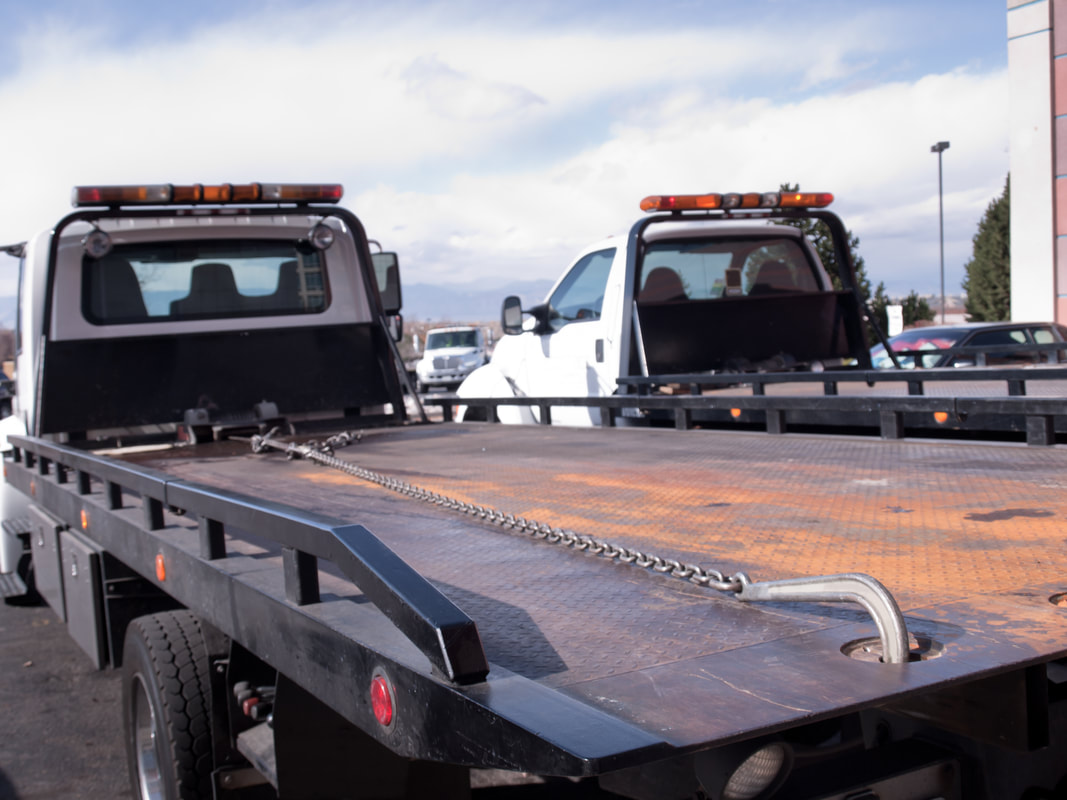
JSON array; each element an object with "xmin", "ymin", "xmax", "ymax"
[
  {"xmin": 1008, "ymin": 0, "xmax": 1067, "ymax": 323},
  {"xmin": 1008, "ymin": 0, "xmax": 1059, "ymax": 322}
]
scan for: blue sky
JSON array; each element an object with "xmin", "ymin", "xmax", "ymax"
[{"xmin": 0, "ymin": 0, "xmax": 1012, "ymax": 300}]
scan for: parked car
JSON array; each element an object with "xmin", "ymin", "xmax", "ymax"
[{"xmin": 870, "ymin": 321, "xmax": 1067, "ymax": 369}]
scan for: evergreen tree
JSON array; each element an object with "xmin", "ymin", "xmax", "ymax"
[
  {"xmin": 962, "ymin": 177, "xmax": 1010, "ymax": 321},
  {"xmin": 777, "ymin": 184, "xmax": 872, "ymax": 300},
  {"xmin": 868, "ymin": 282, "xmax": 890, "ymax": 334},
  {"xmin": 777, "ymin": 184, "xmax": 881, "ymax": 341},
  {"xmin": 867, "ymin": 287, "xmax": 934, "ymax": 336},
  {"xmin": 900, "ymin": 291, "xmax": 934, "ymax": 326}
]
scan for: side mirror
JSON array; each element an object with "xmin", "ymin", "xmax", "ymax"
[
  {"xmin": 370, "ymin": 251, "xmax": 402, "ymax": 316},
  {"xmin": 387, "ymin": 313, "xmax": 404, "ymax": 343},
  {"xmin": 502, "ymin": 295, "xmax": 524, "ymax": 335}
]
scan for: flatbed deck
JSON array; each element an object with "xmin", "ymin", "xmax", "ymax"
[{"xmin": 116, "ymin": 423, "xmax": 1067, "ymax": 758}]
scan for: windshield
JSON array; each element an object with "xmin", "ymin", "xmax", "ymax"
[
  {"xmin": 426, "ymin": 330, "xmax": 478, "ymax": 349},
  {"xmin": 82, "ymin": 239, "xmax": 328, "ymax": 324}
]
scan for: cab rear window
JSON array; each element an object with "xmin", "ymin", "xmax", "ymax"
[
  {"xmin": 82, "ymin": 239, "xmax": 329, "ymax": 324},
  {"xmin": 639, "ymin": 237, "xmax": 818, "ymax": 302}
]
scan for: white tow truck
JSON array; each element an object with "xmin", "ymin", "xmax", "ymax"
[{"xmin": 456, "ymin": 190, "xmax": 868, "ymax": 425}]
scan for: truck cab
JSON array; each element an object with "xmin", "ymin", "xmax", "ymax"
[
  {"xmin": 457, "ymin": 190, "xmax": 870, "ymax": 425},
  {"xmin": 0, "ymin": 181, "xmax": 408, "ymax": 587}
]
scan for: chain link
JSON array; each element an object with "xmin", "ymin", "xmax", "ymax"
[{"xmin": 250, "ymin": 429, "xmax": 746, "ymax": 593}]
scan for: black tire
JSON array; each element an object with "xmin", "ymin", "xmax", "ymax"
[
  {"xmin": 462, "ymin": 406, "xmax": 488, "ymax": 422},
  {"xmin": 122, "ymin": 611, "xmax": 213, "ymax": 800}
]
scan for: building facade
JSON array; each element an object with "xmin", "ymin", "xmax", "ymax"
[{"xmin": 1008, "ymin": 0, "xmax": 1064, "ymax": 322}]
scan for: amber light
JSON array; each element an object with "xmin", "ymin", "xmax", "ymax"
[
  {"xmin": 640, "ymin": 194, "xmax": 723, "ymax": 212},
  {"xmin": 72, "ymin": 182, "xmax": 343, "ymax": 207},
  {"xmin": 933, "ymin": 411, "xmax": 950, "ymax": 424},
  {"xmin": 155, "ymin": 554, "xmax": 167, "ymax": 582},
  {"xmin": 641, "ymin": 190, "xmax": 832, "ymax": 213},
  {"xmin": 730, "ymin": 408, "xmax": 742, "ymax": 419},
  {"xmin": 779, "ymin": 192, "xmax": 834, "ymax": 208},
  {"xmin": 80, "ymin": 509, "xmax": 89, "ymax": 529}
]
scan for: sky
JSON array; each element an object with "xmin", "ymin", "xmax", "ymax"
[{"xmin": 0, "ymin": 0, "xmax": 1012, "ymax": 301}]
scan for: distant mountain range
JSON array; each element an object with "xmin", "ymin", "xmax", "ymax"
[
  {"xmin": 401, "ymin": 279, "xmax": 553, "ymax": 323},
  {"xmin": 0, "ymin": 278, "xmax": 554, "ymax": 330}
]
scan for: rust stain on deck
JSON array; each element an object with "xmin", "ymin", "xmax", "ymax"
[{"xmin": 135, "ymin": 427, "xmax": 1067, "ymax": 613}]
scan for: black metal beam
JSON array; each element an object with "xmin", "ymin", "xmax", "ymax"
[{"xmin": 10, "ymin": 435, "xmax": 489, "ymax": 685}]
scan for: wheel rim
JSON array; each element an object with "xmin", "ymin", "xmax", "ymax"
[{"xmin": 132, "ymin": 674, "xmax": 164, "ymax": 800}]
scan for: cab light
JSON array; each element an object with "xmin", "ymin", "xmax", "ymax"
[
  {"xmin": 155, "ymin": 553, "xmax": 167, "ymax": 582},
  {"xmin": 639, "ymin": 190, "xmax": 834, "ymax": 213},
  {"xmin": 261, "ymin": 183, "xmax": 344, "ymax": 203},
  {"xmin": 72, "ymin": 182, "xmax": 344, "ymax": 207},
  {"xmin": 72, "ymin": 184, "xmax": 171, "ymax": 206},
  {"xmin": 640, "ymin": 194, "xmax": 723, "ymax": 212},
  {"xmin": 82, "ymin": 229, "xmax": 113, "ymax": 259},
  {"xmin": 230, "ymin": 183, "xmax": 262, "ymax": 202},
  {"xmin": 779, "ymin": 192, "xmax": 834, "ymax": 208},
  {"xmin": 200, "ymin": 184, "xmax": 233, "ymax": 203},
  {"xmin": 308, "ymin": 223, "xmax": 335, "ymax": 250}
]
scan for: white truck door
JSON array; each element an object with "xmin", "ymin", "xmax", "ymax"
[{"xmin": 521, "ymin": 248, "xmax": 616, "ymax": 425}]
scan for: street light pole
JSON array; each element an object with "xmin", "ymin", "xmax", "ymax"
[{"xmin": 931, "ymin": 141, "xmax": 950, "ymax": 324}]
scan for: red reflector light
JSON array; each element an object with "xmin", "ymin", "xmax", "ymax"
[{"xmin": 370, "ymin": 673, "xmax": 395, "ymax": 727}]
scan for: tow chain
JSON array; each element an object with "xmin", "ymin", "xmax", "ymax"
[{"xmin": 250, "ymin": 428, "xmax": 748, "ymax": 593}]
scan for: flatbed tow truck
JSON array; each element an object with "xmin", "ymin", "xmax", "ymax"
[{"xmin": 2, "ymin": 184, "xmax": 1067, "ymax": 800}]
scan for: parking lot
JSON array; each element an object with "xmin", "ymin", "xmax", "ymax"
[{"xmin": 0, "ymin": 600, "xmax": 130, "ymax": 799}]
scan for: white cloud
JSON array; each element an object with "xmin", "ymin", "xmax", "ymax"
[{"xmin": 0, "ymin": 4, "xmax": 1008, "ymax": 301}]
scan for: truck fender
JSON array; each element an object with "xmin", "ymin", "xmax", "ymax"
[
  {"xmin": 0, "ymin": 414, "xmax": 30, "ymax": 575},
  {"xmin": 455, "ymin": 364, "xmax": 537, "ymax": 424}
]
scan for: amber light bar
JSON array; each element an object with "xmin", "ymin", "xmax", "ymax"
[
  {"xmin": 72, "ymin": 182, "xmax": 344, "ymax": 207},
  {"xmin": 640, "ymin": 191, "xmax": 833, "ymax": 213}
]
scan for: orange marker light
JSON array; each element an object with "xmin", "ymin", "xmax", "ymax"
[
  {"xmin": 155, "ymin": 554, "xmax": 167, "ymax": 582},
  {"xmin": 80, "ymin": 509, "xmax": 89, "ymax": 529},
  {"xmin": 730, "ymin": 408, "xmax": 742, "ymax": 419},
  {"xmin": 30, "ymin": 479, "xmax": 36, "ymax": 496},
  {"xmin": 933, "ymin": 411, "xmax": 950, "ymax": 424}
]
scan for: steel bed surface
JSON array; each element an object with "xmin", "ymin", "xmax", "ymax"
[{"xmin": 122, "ymin": 423, "xmax": 1067, "ymax": 750}]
